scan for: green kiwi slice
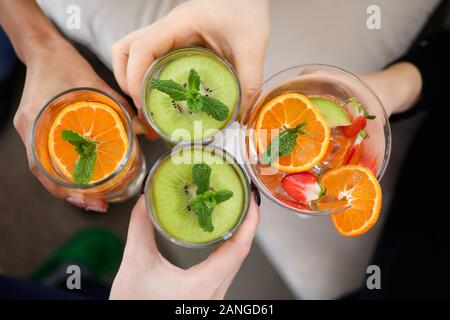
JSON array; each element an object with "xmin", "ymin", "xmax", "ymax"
[
  {"xmin": 150, "ymin": 149, "xmax": 246, "ymax": 244},
  {"xmin": 147, "ymin": 54, "xmax": 239, "ymax": 140}
]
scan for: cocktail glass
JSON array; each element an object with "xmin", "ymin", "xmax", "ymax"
[
  {"xmin": 144, "ymin": 144, "xmax": 250, "ymax": 248},
  {"xmin": 141, "ymin": 47, "xmax": 241, "ymax": 144},
  {"xmin": 241, "ymin": 64, "xmax": 391, "ymax": 215},
  {"xmin": 32, "ymin": 87, "xmax": 146, "ymax": 202}
]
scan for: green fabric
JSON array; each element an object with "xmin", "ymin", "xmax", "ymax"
[{"xmin": 30, "ymin": 228, "xmax": 123, "ymax": 282}]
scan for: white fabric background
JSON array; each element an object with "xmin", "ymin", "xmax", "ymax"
[{"xmin": 38, "ymin": 0, "xmax": 440, "ymax": 299}]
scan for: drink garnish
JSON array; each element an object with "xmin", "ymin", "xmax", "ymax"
[
  {"xmin": 260, "ymin": 121, "xmax": 307, "ymax": 165},
  {"xmin": 189, "ymin": 163, "xmax": 233, "ymax": 232},
  {"xmin": 151, "ymin": 69, "xmax": 229, "ymax": 121},
  {"xmin": 281, "ymin": 172, "xmax": 326, "ymax": 204},
  {"xmin": 342, "ymin": 98, "xmax": 375, "ymax": 138},
  {"xmin": 348, "ymin": 97, "xmax": 376, "ymax": 120},
  {"xmin": 62, "ymin": 130, "xmax": 97, "ymax": 184},
  {"xmin": 192, "ymin": 162, "xmax": 211, "ymax": 195}
]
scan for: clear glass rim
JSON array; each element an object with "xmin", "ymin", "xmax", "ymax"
[
  {"xmin": 140, "ymin": 46, "xmax": 242, "ymax": 144},
  {"xmin": 240, "ymin": 63, "xmax": 392, "ymax": 217},
  {"xmin": 144, "ymin": 143, "xmax": 251, "ymax": 248},
  {"xmin": 31, "ymin": 87, "xmax": 135, "ymax": 190}
]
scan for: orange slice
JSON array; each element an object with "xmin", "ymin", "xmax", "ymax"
[
  {"xmin": 322, "ymin": 135, "xmax": 353, "ymax": 168},
  {"xmin": 318, "ymin": 165, "xmax": 382, "ymax": 236},
  {"xmin": 255, "ymin": 93, "xmax": 330, "ymax": 173},
  {"xmin": 48, "ymin": 102, "xmax": 129, "ymax": 183}
]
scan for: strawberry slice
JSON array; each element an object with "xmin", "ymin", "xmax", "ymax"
[
  {"xmin": 281, "ymin": 172, "xmax": 326, "ymax": 204},
  {"xmin": 342, "ymin": 115, "xmax": 366, "ymax": 138},
  {"xmin": 345, "ymin": 130, "xmax": 367, "ymax": 164},
  {"xmin": 342, "ymin": 98, "xmax": 375, "ymax": 138}
]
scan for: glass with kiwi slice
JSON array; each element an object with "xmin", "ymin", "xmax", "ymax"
[
  {"xmin": 141, "ymin": 47, "xmax": 241, "ymax": 143},
  {"xmin": 144, "ymin": 144, "xmax": 250, "ymax": 248}
]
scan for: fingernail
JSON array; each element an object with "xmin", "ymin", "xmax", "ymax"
[
  {"xmin": 66, "ymin": 196, "xmax": 85, "ymax": 206},
  {"xmin": 251, "ymin": 183, "xmax": 261, "ymax": 206},
  {"xmin": 86, "ymin": 206, "xmax": 108, "ymax": 213},
  {"xmin": 140, "ymin": 171, "xmax": 150, "ymax": 194}
]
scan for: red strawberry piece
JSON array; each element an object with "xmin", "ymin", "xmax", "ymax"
[
  {"xmin": 342, "ymin": 115, "xmax": 366, "ymax": 138},
  {"xmin": 341, "ymin": 98, "xmax": 375, "ymax": 138},
  {"xmin": 345, "ymin": 130, "xmax": 367, "ymax": 164},
  {"xmin": 281, "ymin": 172, "xmax": 325, "ymax": 204}
]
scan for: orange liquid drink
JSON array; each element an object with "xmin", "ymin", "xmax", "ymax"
[{"xmin": 32, "ymin": 88, "xmax": 146, "ymax": 202}]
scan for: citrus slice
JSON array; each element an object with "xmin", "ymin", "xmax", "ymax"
[
  {"xmin": 255, "ymin": 93, "xmax": 330, "ymax": 173},
  {"xmin": 48, "ymin": 102, "xmax": 129, "ymax": 184},
  {"xmin": 318, "ymin": 165, "xmax": 382, "ymax": 236},
  {"xmin": 322, "ymin": 135, "xmax": 353, "ymax": 168}
]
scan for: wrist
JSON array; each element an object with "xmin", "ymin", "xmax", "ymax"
[
  {"xmin": 23, "ymin": 34, "xmax": 72, "ymax": 65},
  {"xmin": 384, "ymin": 62, "xmax": 422, "ymax": 115},
  {"xmin": 0, "ymin": 0, "xmax": 67, "ymax": 64},
  {"xmin": 361, "ymin": 62, "xmax": 422, "ymax": 117}
]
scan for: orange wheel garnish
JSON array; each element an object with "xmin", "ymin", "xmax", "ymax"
[
  {"xmin": 255, "ymin": 93, "xmax": 330, "ymax": 173},
  {"xmin": 318, "ymin": 165, "xmax": 382, "ymax": 236},
  {"xmin": 48, "ymin": 102, "xmax": 129, "ymax": 183}
]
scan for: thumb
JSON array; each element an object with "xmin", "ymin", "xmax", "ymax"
[
  {"xmin": 123, "ymin": 195, "xmax": 159, "ymax": 260},
  {"xmin": 234, "ymin": 49, "xmax": 265, "ymax": 119}
]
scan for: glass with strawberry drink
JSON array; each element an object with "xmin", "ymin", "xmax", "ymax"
[{"xmin": 241, "ymin": 64, "xmax": 391, "ymax": 236}]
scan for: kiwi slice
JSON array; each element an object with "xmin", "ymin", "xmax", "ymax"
[
  {"xmin": 311, "ymin": 97, "xmax": 351, "ymax": 128},
  {"xmin": 147, "ymin": 54, "xmax": 239, "ymax": 140},
  {"xmin": 151, "ymin": 149, "xmax": 246, "ymax": 244}
]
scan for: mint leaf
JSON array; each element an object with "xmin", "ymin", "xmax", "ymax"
[
  {"xmin": 187, "ymin": 91, "xmax": 202, "ymax": 113},
  {"xmin": 62, "ymin": 130, "xmax": 96, "ymax": 155},
  {"xmin": 62, "ymin": 130, "xmax": 86, "ymax": 146},
  {"xmin": 151, "ymin": 78, "xmax": 188, "ymax": 101},
  {"xmin": 260, "ymin": 122, "xmax": 307, "ymax": 165},
  {"xmin": 188, "ymin": 69, "xmax": 201, "ymax": 93},
  {"xmin": 214, "ymin": 189, "xmax": 233, "ymax": 204},
  {"xmin": 187, "ymin": 97, "xmax": 202, "ymax": 112},
  {"xmin": 195, "ymin": 204, "xmax": 214, "ymax": 232},
  {"xmin": 62, "ymin": 130, "xmax": 97, "ymax": 185},
  {"xmin": 189, "ymin": 163, "xmax": 234, "ymax": 232},
  {"xmin": 200, "ymin": 95, "xmax": 229, "ymax": 121},
  {"xmin": 151, "ymin": 68, "xmax": 230, "ymax": 121},
  {"xmin": 73, "ymin": 152, "xmax": 97, "ymax": 185},
  {"xmin": 192, "ymin": 163, "xmax": 211, "ymax": 195},
  {"xmin": 190, "ymin": 192, "xmax": 216, "ymax": 232}
]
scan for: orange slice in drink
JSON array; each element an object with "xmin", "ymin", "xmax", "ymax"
[
  {"xmin": 318, "ymin": 165, "xmax": 382, "ymax": 236},
  {"xmin": 48, "ymin": 102, "xmax": 129, "ymax": 184},
  {"xmin": 322, "ymin": 135, "xmax": 353, "ymax": 168},
  {"xmin": 255, "ymin": 93, "xmax": 330, "ymax": 172}
]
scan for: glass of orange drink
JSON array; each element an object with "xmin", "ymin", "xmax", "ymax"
[
  {"xmin": 32, "ymin": 88, "xmax": 146, "ymax": 203},
  {"xmin": 241, "ymin": 64, "xmax": 391, "ymax": 236}
]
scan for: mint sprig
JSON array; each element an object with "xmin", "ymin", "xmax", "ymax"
[
  {"xmin": 260, "ymin": 121, "xmax": 308, "ymax": 165},
  {"xmin": 62, "ymin": 130, "xmax": 97, "ymax": 185},
  {"xmin": 190, "ymin": 163, "xmax": 233, "ymax": 232},
  {"xmin": 192, "ymin": 163, "xmax": 211, "ymax": 195},
  {"xmin": 151, "ymin": 68, "xmax": 229, "ymax": 121},
  {"xmin": 150, "ymin": 79, "xmax": 188, "ymax": 101}
]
